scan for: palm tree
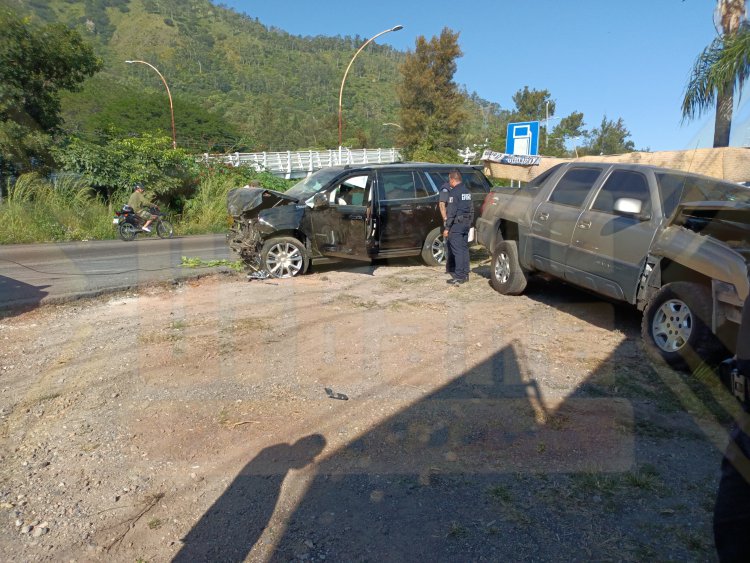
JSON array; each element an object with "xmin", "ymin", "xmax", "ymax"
[{"xmin": 682, "ymin": 0, "xmax": 749, "ymax": 147}]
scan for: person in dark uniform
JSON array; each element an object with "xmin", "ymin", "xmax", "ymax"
[
  {"xmin": 442, "ymin": 169, "xmax": 473, "ymax": 285},
  {"xmin": 438, "ymin": 181, "xmax": 454, "ymax": 278},
  {"xmin": 715, "ymin": 288, "xmax": 750, "ymax": 562}
]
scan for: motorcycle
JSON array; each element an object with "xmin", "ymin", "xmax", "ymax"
[{"xmin": 113, "ymin": 204, "xmax": 174, "ymax": 241}]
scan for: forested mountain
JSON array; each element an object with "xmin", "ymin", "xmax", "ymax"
[{"xmin": 5, "ymin": 0, "xmax": 500, "ymax": 153}]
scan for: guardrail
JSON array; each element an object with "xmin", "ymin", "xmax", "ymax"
[{"xmin": 202, "ymin": 147, "xmax": 403, "ymax": 179}]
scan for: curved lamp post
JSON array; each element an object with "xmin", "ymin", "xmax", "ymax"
[
  {"xmin": 125, "ymin": 60, "xmax": 177, "ymax": 149},
  {"xmin": 338, "ymin": 25, "xmax": 403, "ymax": 148}
]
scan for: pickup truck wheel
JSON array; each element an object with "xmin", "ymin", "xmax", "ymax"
[
  {"xmin": 261, "ymin": 237, "xmax": 309, "ymax": 278},
  {"xmin": 421, "ymin": 227, "xmax": 446, "ymax": 266},
  {"xmin": 490, "ymin": 240, "xmax": 527, "ymax": 295},
  {"xmin": 641, "ymin": 282, "xmax": 724, "ymax": 370}
]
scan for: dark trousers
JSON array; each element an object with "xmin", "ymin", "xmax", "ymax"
[
  {"xmin": 447, "ymin": 225, "xmax": 470, "ymax": 280},
  {"xmin": 715, "ymin": 416, "xmax": 750, "ymax": 562},
  {"xmin": 445, "ymin": 243, "xmax": 454, "ymax": 276}
]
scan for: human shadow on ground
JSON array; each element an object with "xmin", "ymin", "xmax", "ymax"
[
  {"xmin": 172, "ymin": 434, "xmax": 326, "ymax": 563},
  {"xmin": 265, "ymin": 334, "xmax": 719, "ymax": 560},
  {"xmin": 173, "ymin": 277, "xmax": 722, "ymax": 560}
]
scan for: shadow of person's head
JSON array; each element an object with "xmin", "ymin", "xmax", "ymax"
[{"xmin": 288, "ymin": 433, "xmax": 326, "ymax": 469}]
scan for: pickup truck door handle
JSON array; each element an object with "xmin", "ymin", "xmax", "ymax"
[
  {"xmin": 537, "ymin": 212, "xmax": 549, "ymax": 221},
  {"xmin": 577, "ymin": 220, "xmax": 592, "ymax": 230}
]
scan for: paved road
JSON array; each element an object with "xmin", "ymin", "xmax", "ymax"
[{"xmin": 0, "ymin": 234, "xmax": 233, "ymax": 311}]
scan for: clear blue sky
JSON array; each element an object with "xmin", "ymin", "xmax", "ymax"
[{"xmin": 219, "ymin": 0, "xmax": 750, "ymax": 152}]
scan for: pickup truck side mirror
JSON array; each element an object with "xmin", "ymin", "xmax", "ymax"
[{"xmin": 614, "ymin": 197, "xmax": 651, "ymax": 221}]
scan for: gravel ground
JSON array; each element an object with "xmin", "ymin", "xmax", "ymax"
[{"xmin": 0, "ymin": 254, "xmax": 738, "ymax": 562}]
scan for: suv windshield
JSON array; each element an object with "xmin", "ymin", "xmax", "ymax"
[
  {"xmin": 657, "ymin": 172, "xmax": 750, "ymax": 217},
  {"xmin": 285, "ymin": 168, "xmax": 344, "ymax": 199}
]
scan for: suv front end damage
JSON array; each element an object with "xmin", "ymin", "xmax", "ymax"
[
  {"xmin": 227, "ymin": 186, "xmax": 301, "ymax": 274},
  {"xmin": 228, "ymin": 217, "xmax": 265, "ymax": 273}
]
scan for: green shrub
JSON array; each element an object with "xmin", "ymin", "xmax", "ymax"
[
  {"xmin": 0, "ymin": 167, "xmax": 297, "ymax": 243},
  {"xmin": 0, "ymin": 173, "xmax": 117, "ymax": 243},
  {"xmin": 179, "ymin": 166, "xmax": 295, "ymax": 234}
]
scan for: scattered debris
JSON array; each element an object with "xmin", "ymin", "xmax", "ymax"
[{"xmin": 324, "ymin": 387, "xmax": 349, "ymax": 401}]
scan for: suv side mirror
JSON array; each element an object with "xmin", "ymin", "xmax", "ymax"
[{"xmin": 614, "ymin": 197, "xmax": 651, "ymax": 221}]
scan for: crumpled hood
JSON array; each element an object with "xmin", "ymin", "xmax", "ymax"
[
  {"xmin": 653, "ymin": 200, "xmax": 750, "ymax": 301},
  {"xmin": 227, "ymin": 187, "xmax": 298, "ymax": 217}
]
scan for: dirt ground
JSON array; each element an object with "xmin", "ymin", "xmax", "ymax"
[{"xmin": 0, "ymin": 252, "xmax": 739, "ymax": 562}]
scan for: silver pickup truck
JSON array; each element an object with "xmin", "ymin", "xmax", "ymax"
[{"xmin": 476, "ymin": 162, "xmax": 750, "ymax": 369}]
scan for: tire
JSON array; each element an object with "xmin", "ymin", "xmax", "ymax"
[
  {"xmin": 118, "ymin": 222, "xmax": 137, "ymax": 241},
  {"xmin": 489, "ymin": 240, "xmax": 527, "ymax": 295},
  {"xmin": 641, "ymin": 281, "xmax": 725, "ymax": 370},
  {"xmin": 421, "ymin": 227, "xmax": 446, "ymax": 266},
  {"xmin": 157, "ymin": 219, "xmax": 174, "ymax": 239},
  {"xmin": 261, "ymin": 237, "xmax": 308, "ymax": 278}
]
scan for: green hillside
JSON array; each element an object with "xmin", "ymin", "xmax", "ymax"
[{"xmin": 7, "ymin": 0, "xmax": 493, "ymax": 152}]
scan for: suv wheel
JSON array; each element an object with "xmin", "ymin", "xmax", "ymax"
[
  {"xmin": 261, "ymin": 237, "xmax": 308, "ymax": 278},
  {"xmin": 641, "ymin": 282, "xmax": 725, "ymax": 370},
  {"xmin": 421, "ymin": 227, "xmax": 446, "ymax": 266},
  {"xmin": 489, "ymin": 240, "xmax": 527, "ymax": 295}
]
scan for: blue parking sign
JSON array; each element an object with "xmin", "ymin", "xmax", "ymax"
[{"xmin": 506, "ymin": 121, "xmax": 539, "ymax": 156}]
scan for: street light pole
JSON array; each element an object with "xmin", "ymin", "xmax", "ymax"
[
  {"xmin": 338, "ymin": 25, "xmax": 403, "ymax": 148},
  {"xmin": 125, "ymin": 60, "xmax": 177, "ymax": 149}
]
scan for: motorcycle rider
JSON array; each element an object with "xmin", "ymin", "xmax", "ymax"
[{"xmin": 127, "ymin": 183, "xmax": 157, "ymax": 232}]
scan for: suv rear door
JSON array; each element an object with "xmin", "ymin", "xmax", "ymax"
[
  {"xmin": 425, "ymin": 168, "xmax": 492, "ymax": 220},
  {"xmin": 374, "ymin": 169, "xmax": 437, "ymax": 256}
]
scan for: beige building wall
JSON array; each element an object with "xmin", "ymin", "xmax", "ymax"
[{"xmin": 483, "ymin": 147, "xmax": 750, "ymax": 184}]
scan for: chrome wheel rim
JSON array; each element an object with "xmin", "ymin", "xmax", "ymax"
[
  {"xmin": 432, "ymin": 236, "xmax": 446, "ymax": 264},
  {"xmin": 651, "ymin": 298, "xmax": 693, "ymax": 352},
  {"xmin": 266, "ymin": 242, "xmax": 303, "ymax": 278},
  {"xmin": 494, "ymin": 251, "xmax": 511, "ymax": 284}
]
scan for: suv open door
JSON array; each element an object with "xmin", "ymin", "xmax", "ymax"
[{"xmin": 310, "ymin": 172, "xmax": 376, "ymax": 261}]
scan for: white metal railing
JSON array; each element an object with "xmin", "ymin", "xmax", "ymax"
[{"xmin": 201, "ymin": 147, "xmax": 403, "ymax": 179}]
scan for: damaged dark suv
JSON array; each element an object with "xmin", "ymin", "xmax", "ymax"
[{"xmin": 227, "ymin": 163, "xmax": 492, "ymax": 277}]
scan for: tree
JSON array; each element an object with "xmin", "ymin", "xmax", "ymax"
[
  {"xmin": 682, "ymin": 0, "xmax": 748, "ymax": 147},
  {"xmin": 60, "ymin": 76, "xmax": 242, "ymax": 153},
  {"xmin": 581, "ymin": 116, "xmax": 635, "ymax": 156},
  {"xmin": 546, "ymin": 112, "xmax": 587, "ymax": 157},
  {"xmin": 0, "ymin": 10, "xmax": 101, "ymax": 174},
  {"xmin": 511, "ymin": 87, "xmax": 554, "ymax": 122},
  {"xmin": 53, "ymin": 133, "xmax": 197, "ymax": 202},
  {"xmin": 397, "ymin": 28, "xmax": 466, "ymax": 161}
]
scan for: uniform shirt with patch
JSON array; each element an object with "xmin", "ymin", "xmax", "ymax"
[{"xmin": 445, "ymin": 182, "xmax": 473, "ymax": 229}]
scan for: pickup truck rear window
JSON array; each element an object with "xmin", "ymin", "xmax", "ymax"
[{"xmin": 548, "ymin": 168, "xmax": 601, "ymax": 208}]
